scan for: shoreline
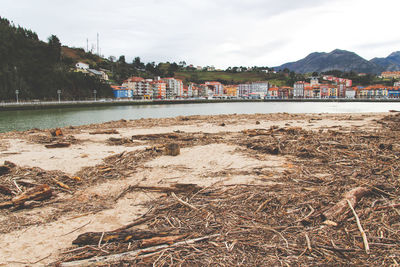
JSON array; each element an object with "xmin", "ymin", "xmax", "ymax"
[{"xmin": 1, "ymin": 98, "xmax": 400, "ymax": 111}]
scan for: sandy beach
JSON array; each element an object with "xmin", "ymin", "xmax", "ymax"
[{"xmin": 0, "ymin": 112, "xmax": 399, "ymax": 266}]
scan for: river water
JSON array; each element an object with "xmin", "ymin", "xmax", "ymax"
[{"xmin": 1, "ymin": 101, "xmax": 400, "ymax": 133}]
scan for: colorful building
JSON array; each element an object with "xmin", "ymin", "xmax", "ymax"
[
  {"xmin": 151, "ymin": 80, "xmax": 167, "ymax": 99},
  {"xmin": 267, "ymin": 87, "xmax": 279, "ymax": 98},
  {"xmin": 204, "ymin": 81, "xmax": 224, "ymax": 96},
  {"xmin": 112, "ymin": 85, "xmax": 132, "ymax": 98}
]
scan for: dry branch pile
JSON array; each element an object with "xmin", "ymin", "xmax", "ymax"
[{"xmin": 55, "ymin": 114, "xmax": 400, "ymax": 266}]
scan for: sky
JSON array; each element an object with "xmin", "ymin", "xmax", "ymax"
[{"xmin": 2, "ymin": 0, "xmax": 400, "ymax": 69}]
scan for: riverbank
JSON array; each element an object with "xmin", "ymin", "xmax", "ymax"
[
  {"xmin": 0, "ymin": 112, "xmax": 399, "ymax": 266},
  {"xmin": 2, "ymin": 98, "xmax": 400, "ymax": 111}
]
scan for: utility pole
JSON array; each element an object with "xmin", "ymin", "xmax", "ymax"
[
  {"xmin": 57, "ymin": 90, "xmax": 61, "ymax": 103},
  {"xmin": 97, "ymin": 33, "xmax": 99, "ymax": 56},
  {"xmin": 93, "ymin": 89, "xmax": 97, "ymax": 101},
  {"xmin": 86, "ymin": 38, "xmax": 89, "ymax": 52}
]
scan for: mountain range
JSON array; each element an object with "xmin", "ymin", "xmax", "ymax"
[{"xmin": 275, "ymin": 49, "xmax": 400, "ymax": 74}]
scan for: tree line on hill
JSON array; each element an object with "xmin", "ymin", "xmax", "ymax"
[{"xmin": 0, "ymin": 17, "xmax": 111, "ymax": 101}]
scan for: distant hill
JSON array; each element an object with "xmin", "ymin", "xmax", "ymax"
[
  {"xmin": 275, "ymin": 49, "xmax": 383, "ymax": 74},
  {"xmin": 370, "ymin": 51, "xmax": 400, "ymax": 71}
]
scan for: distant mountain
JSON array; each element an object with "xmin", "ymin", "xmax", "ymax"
[
  {"xmin": 275, "ymin": 49, "xmax": 383, "ymax": 74},
  {"xmin": 370, "ymin": 51, "xmax": 400, "ymax": 71}
]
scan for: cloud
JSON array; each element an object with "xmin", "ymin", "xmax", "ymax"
[{"xmin": 1, "ymin": 0, "xmax": 400, "ymax": 68}]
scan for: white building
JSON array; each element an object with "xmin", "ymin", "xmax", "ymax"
[
  {"xmin": 76, "ymin": 62, "xmax": 89, "ymax": 70},
  {"xmin": 162, "ymin": 78, "xmax": 184, "ymax": 98},
  {"xmin": 293, "ymin": 82, "xmax": 307, "ymax": 98}
]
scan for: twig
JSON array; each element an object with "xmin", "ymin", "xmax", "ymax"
[
  {"xmin": 347, "ymin": 199, "xmax": 369, "ymax": 254},
  {"xmin": 374, "ymin": 203, "xmax": 400, "ymax": 211},
  {"xmin": 114, "ymin": 206, "xmax": 154, "ymax": 231},
  {"xmin": 171, "ymin": 192, "xmax": 198, "ymax": 211},
  {"xmin": 98, "ymin": 231, "xmax": 105, "ymax": 248},
  {"xmin": 256, "ymin": 198, "xmax": 271, "ymax": 213},
  {"xmin": 305, "ymin": 233, "xmax": 312, "ymax": 252},
  {"xmin": 60, "ymin": 234, "xmax": 220, "ymax": 266},
  {"xmin": 13, "ymin": 179, "xmax": 22, "ymax": 192},
  {"xmin": 59, "ymin": 220, "xmax": 91, "ymax": 237}
]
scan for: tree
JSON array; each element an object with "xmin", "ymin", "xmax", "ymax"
[{"xmin": 47, "ymin": 35, "xmax": 61, "ymax": 62}]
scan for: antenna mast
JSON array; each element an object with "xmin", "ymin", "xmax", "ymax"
[{"xmin": 97, "ymin": 33, "xmax": 99, "ymax": 56}]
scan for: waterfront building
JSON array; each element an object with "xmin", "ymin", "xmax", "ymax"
[
  {"xmin": 122, "ymin": 77, "xmax": 152, "ymax": 99},
  {"xmin": 151, "ymin": 80, "xmax": 167, "ymax": 99},
  {"xmin": 162, "ymin": 78, "xmax": 184, "ymax": 98},
  {"xmin": 304, "ymin": 85, "xmax": 313, "ymax": 98},
  {"xmin": 278, "ymin": 86, "xmax": 292, "ymax": 99},
  {"xmin": 388, "ymin": 87, "xmax": 400, "ymax": 98},
  {"xmin": 328, "ymin": 86, "xmax": 338, "ymax": 98},
  {"xmin": 267, "ymin": 87, "xmax": 279, "ymax": 99},
  {"xmin": 237, "ymin": 81, "xmax": 269, "ymax": 98},
  {"xmin": 238, "ymin": 84, "xmax": 251, "ymax": 97},
  {"xmin": 345, "ymin": 88, "xmax": 356, "ymax": 99},
  {"xmin": 204, "ymin": 81, "xmax": 224, "ymax": 96},
  {"xmin": 251, "ymin": 81, "xmax": 269, "ymax": 97},
  {"xmin": 112, "ymin": 85, "xmax": 132, "ymax": 98},
  {"xmin": 224, "ymin": 85, "xmax": 238, "ymax": 97},
  {"xmin": 320, "ymin": 85, "xmax": 330, "ymax": 98},
  {"xmin": 293, "ymin": 81, "xmax": 308, "ymax": 98},
  {"xmin": 312, "ymin": 85, "xmax": 321, "ymax": 98}
]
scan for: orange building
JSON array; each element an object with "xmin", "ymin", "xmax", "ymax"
[
  {"xmin": 150, "ymin": 80, "xmax": 166, "ymax": 99},
  {"xmin": 224, "ymin": 85, "xmax": 238, "ymax": 96}
]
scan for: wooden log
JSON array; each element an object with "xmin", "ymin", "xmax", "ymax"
[
  {"xmin": 165, "ymin": 143, "xmax": 180, "ymax": 156},
  {"xmin": 45, "ymin": 142, "xmax": 71, "ymax": 148},
  {"xmin": 11, "ymin": 184, "xmax": 52, "ymax": 207},
  {"xmin": 89, "ymin": 129, "xmax": 119, "ymax": 135},
  {"xmin": 323, "ymin": 187, "xmax": 370, "ymax": 222},
  {"xmin": 72, "ymin": 230, "xmax": 177, "ymax": 246},
  {"xmin": 60, "ymin": 234, "xmax": 220, "ymax": 267},
  {"xmin": 140, "ymin": 234, "xmax": 188, "ymax": 247},
  {"xmin": 122, "ymin": 184, "xmax": 201, "ymax": 194}
]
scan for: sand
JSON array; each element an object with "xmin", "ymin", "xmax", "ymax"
[{"xmin": 0, "ymin": 112, "xmax": 385, "ymax": 266}]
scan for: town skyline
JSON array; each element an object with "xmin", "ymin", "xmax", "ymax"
[{"xmin": 2, "ymin": 0, "xmax": 400, "ymax": 69}]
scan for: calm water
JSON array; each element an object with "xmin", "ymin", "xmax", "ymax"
[{"xmin": 1, "ymin": 102, "xmax": 400, "ymax": 133}]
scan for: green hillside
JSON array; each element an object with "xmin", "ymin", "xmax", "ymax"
[
  {"xmin": 175, "ymin": 71, "xmax": 267, "ymax": 84},
  {"xmin": 0, "ymin": 17, "xmax": 112, "ymax": 101}
]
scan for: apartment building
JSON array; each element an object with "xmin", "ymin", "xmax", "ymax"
[{"xmin": 162, "ymin": 78, "xmax": 184, "ymax": 98}]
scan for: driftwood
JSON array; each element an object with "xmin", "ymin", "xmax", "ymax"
[
  {"xmin": 131, "ymin": 133, "xmax": 179, "ymax": 140},
  {"xmin": 323, "ymin": 187, "xmax": 370, "ymax": 221},
  {"xmin": 0, "ymin": 184, "xmax": 52, "ymax": 209},
  {"xmin": 165, "ymin": 143, "xmax": 180, "ymax": 156},
  {"xmin": 89, "ymin": 129, "xmax": 119, "ymax": 135},
  {"xmin": 61, "ymin": 234, "xmax": 220, "ymax": 267},
  {"xmin": 119, "ymin": 184, "xmax": 201, "ymax": 195},
  {"xmin": 45, "ymin": 142, "xmax": 71, "ymax": 148},
  {"xmin": 72, "ymin": 229, "xmax": 179, "ymax": 246},
  {"xmin": 140, "ymin": 234, "xmax": 188, "ymax": 247}
]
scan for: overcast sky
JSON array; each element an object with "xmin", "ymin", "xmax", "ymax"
[{"xmin": 2, "ymin": 0, "xmax": 400, "ymax": 68}]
